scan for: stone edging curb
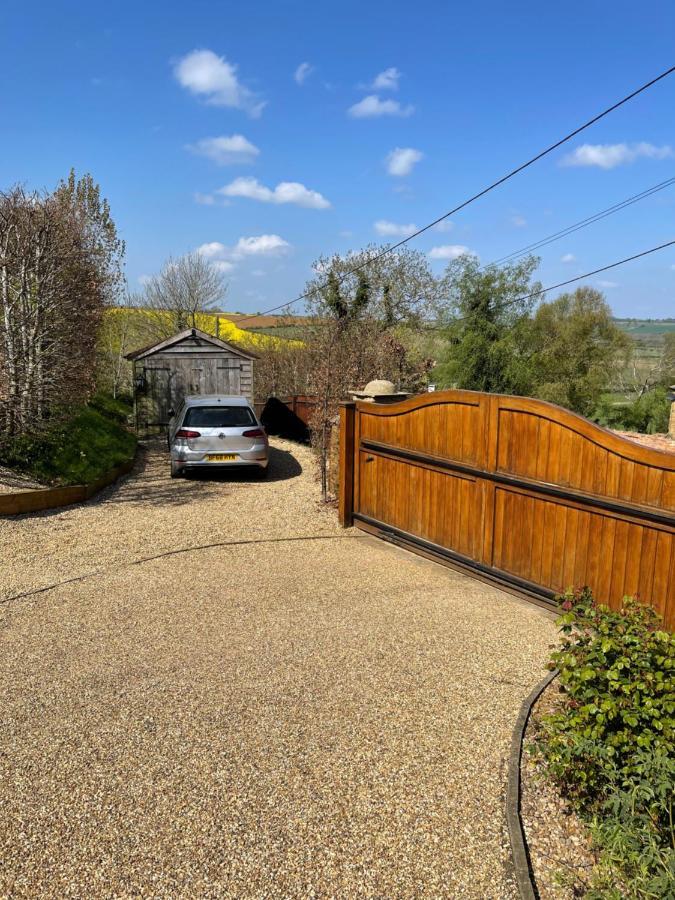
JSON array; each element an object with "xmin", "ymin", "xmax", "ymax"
[
  {"xmin": 0, "ymin": 456, "xmax": 136, "ymax": 517},
  {"xmin": 506, "ymin": 669, "xmax": 559, "ymax": 900}
]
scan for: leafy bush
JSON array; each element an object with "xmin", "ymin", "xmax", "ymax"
[
  {"xmin": 588, "ymin": 748, "xmax": 675, "ymax": 899},
  {"xmin": 534, "ymin": 588, "xmax": 675, "ymax": 897},
  {"xmin": 594, "ymin": 387, "xmax": 671, "ymax": 434},
  {"xmin": 0, "ymin": 394, "xmax": 136, "ymax": 485}
]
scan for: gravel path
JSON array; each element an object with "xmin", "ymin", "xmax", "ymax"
[{"xmin": 0, "ymin": 439, "xmax": 556, "ymax": 898}]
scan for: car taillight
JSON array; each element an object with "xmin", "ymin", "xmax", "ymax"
[
  {"xmin": 176, "ymin": 429, "xmax": 201, "ymax": 439},
  {"xmin": 242, "ymin": 428, "xmax": 265, "ymax": 438}
]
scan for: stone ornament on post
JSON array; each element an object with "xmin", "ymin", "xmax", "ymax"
[{"xmin": 349, "ymin": 379, "xmax": 410, "ymax": 405}]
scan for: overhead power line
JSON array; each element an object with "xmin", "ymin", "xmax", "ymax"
[
  {"xmin": 232, "ymin": 63, "xmax": 675, "ymax": 328},
  {"xmin": 489, "ymin": 175, "xmax": 675, "ymax": 266},
  {"xmin": 456, "ymin": 238, "xmax": 675, "ymax": 319}
]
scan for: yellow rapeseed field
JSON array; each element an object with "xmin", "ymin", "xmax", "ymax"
[{"xmin": 105, "ymin": 307, "xmax": 301, "ymax": 353}]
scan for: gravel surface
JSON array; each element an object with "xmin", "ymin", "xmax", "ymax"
[
  {"xmin": 612, "ymin": 430, "xmax": 674, "ymax": 454},
  {"xmin": 522, "ymin": 685, "xmax": 597, "ymax": 898},
  {"xmin": 0, "ymin": 438, "xmax": 556, "ymax": 898}
]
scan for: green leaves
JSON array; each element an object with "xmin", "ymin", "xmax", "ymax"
[{"xmin": 533, "ymin": 588, "xmax": 675, "ymax": 897}]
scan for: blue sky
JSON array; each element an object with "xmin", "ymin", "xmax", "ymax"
[{"xmin": 2, "ymin": 0, "xmax": 675, "ymax": 316}]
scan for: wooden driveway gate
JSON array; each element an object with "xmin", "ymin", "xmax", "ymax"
[{"xmin": 338, "ymin": 390, "xmax": 675, "ymax": 628}]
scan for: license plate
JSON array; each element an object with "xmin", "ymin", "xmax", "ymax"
[{"xmin": 207, "ymin": 453, "xmax": 236, "ymax": 462}]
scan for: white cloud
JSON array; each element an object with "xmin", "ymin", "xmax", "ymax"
[
  {"xmin": 197, "ymin": 241, "xmax": 228, "ymax": 259},
  {"xmin": 597, "ymin": 279, "xmax": 619, "ymax": 289},
  {"xmin": 434, "ymin": 220, "xmax": 453, "ymax": 232},
  {"xmin": 561, "ymin": 253, "xmax": 576, "ymax": 263},
  {"xmin": 294, "ymin": 62, "xmax": 313, "ymax": 85},
  {"xmin": 194, "ymin": 192, "xmax": 216, "ymax": 205},
  {"xmin": 187, "ymin": 134, "xmax": 260, "ymax": 165},
  {"xmin": 138, "ymin": 274, "xmax": 152, "ymax": 286},
  {"xmin": 374, "ymin": 219, "xmax": 418, "ymax": 237},
  {"xmin": 386, "ymin": 147, "xmax": 423, "ymax": 176},
  {"xmin": 174, "ymin": 49, "xmax": 265, "ymax": 117},
  {"xmin": 233, "ymin": 235, "xmax": 290, "ymax": 257},
  {"xmin": 428, "ymin": 244, "xmax": 475, "ymax": 260},
  {"xmin": 511, "ymin": 215, "xmax": 527, "ymax": 227},
  {"xmin": 197, "ymin": 235, "xmax": 291, "ymax": 269},
  {"xmin": 219, "ymin": 176, "xmax": 331, "ymax": 209},
  {"xmin": 348, "ymin": 95, "xmax": 414, "ymax": 118},
  {"xmin": 371, "ymin": 67, "xmax": 401, "ymax": 90},
  {"xmin": 561, "ymin": 142, "xmax": 673, "ymax": 170},
  {"xmin": 210, "ymin": 260, "xmax": 235, "ymax": 273}
]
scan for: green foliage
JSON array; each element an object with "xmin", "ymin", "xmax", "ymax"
[
  {"xmin": 534, "ymin": 588, "xmax": 675, "ymax": 897},
  {"xmin": 526, "ymin": 287, "xmax": 631, "ymax": 418},
  {"xmin": 322, "ymin": 271, "xmax": 371, "ymax": 323},
  {"xmin": 587, "ymin": 748, "xmax": 675, "ymax": 899},
  {"xmin": 594, "ymin": 386, "xmax": 672, "ymax": 434},
  {"xmin": 434, "ymin": 254, "xmax": 540, "ymax": 393},
  {"xmin": 306, "ymin": 243, "xmax": 438, "ymax": 327},
  {"xmin": 0, "ymin": 394, "xmax": 136, "ymax": 485}
]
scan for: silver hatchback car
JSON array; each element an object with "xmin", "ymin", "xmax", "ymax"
[{"xmin": 168, "ymin": 395, "xmax": 269, "ymax": 479}]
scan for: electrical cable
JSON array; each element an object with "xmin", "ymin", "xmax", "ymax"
[{"xmin": 232, "ymin": 64, "xmax": 675, "ymax": 327}]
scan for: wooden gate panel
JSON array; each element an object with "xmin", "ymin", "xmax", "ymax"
[
  {"xmin": 359, "ymin": 394, "xmax": 487, "ymax": 468},
  {"xmin": 494, "ymin": 400, "xmax": 674, "ymax": 512},
  {"xmin": 340, "ymin": 390, "xmax": 675, "ymax": 628},
  {"xmin": 358, "ymin": 449, "xmax": 483, "ymax": 562}
]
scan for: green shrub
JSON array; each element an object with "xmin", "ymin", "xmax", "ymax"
[
  {"xmin": 534, "ymin": 588, "xmax": 675, "ymax": 897},
  {"xmin": 594, "ymin": 387, "xmax": 671, "ymax": 434},
  {"xmin": 0, "ymin": 394, "xmax": 136, "ymax": 485},
  {"xmin": 588, "ymin": 748, "xmax": 675, "ymax": 899}
]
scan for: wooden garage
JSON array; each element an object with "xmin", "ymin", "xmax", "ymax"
[{"xmin": 126, "ymin": 327, "xmax": 258, "ymax": 433}]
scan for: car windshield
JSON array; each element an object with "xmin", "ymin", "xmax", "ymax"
[{"xmin": 183, "ymin": 406, "xmax": 256, "ymax": 428}]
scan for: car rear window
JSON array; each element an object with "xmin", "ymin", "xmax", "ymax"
[{"xmin": 183, "ymin": 406, "xmax": 256, "ymax": 428}]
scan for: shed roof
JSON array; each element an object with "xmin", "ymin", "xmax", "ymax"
[{"xmin": 125, "ymin": 327, "xmax": 259, "ymax": 362}]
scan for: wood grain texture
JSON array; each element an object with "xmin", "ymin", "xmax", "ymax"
[{"xmin": 339, "ymin": 390, "xmax": 675, "ymax": 628}]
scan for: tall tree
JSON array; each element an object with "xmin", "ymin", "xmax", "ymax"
[
  {"xmin": 0, "ymin": 172, "xmax": 124, "ymax": 436},
  {"xmin": 433, "ymin": 255, "xmax": 541, "ymax": 393},
  {"xmin": 141, "ymin": 252, "xmax": 227, "ymax": 339},
  {"xmin": 526, "ymin": 287, "xmax": 632, "ymax": 417},
  {"xmin": 301, "ymin": 251, "xmax": 432, "ymax": 500},
  {"xmin": 305, "ymin": 244, "xmax": 438, "ymax": 326}
]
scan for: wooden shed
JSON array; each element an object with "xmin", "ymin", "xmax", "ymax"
[{"xmin": 126, "ymin": 327, "xmax": 258, "ymax": 432}]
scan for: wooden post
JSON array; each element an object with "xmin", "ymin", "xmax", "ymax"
[{"xmin": 338, "ymin": 401, "xmax": 356, "ymax": 527}]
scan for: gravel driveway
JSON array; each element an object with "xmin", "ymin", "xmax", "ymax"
[{"xmin": 0, "ymin": 439, "xmax": 556, "ymax": 898}]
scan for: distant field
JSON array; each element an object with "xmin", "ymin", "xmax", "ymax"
[{"xmin": 614, "ymin": 319, "xmax": 675, "ymax": 344}]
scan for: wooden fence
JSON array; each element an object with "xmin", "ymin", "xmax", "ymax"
[
  {"xmin": 277, "ymin": 395, "xmax": 319, "ymax": 428},
  {"xmin": 339, "ymin": 390, "xmax": 675, "ymax": 628}
]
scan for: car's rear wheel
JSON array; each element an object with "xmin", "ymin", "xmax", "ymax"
[{"xmin": 170, "ymin": 461, "xmax": 184, "ymax": 479}]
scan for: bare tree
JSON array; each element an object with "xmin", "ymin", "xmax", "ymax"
[
  {"xmin": 0, "ymin": 172, "xmax": 123, "ymax": 437},
  {"xmin": 298, "ymin": 267, "xmax": 432, "ymax": 500},
  {"xmin": 141, "ymin": 252, "xmax": 227, "ymax": 340},
  {"xmin": 304, "ymin": 243, "xmax": 439, "ymax": 327}
]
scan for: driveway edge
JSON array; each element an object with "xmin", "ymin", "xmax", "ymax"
[
  {"xmin": 506, "ymin": 669, "xmax": 559, "ymax": 900},
  {"xmin": 0, "ymin": 456, "xmax": 136, "ymax": 517}
]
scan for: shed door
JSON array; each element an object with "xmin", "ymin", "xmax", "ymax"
[
  {"xmin": 146, "ymin": 367, "xmax": 171, "ymax": 426},
  {"xmin": 216, "ymin": 361, "xmax": 241, "ymax": 395}
]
